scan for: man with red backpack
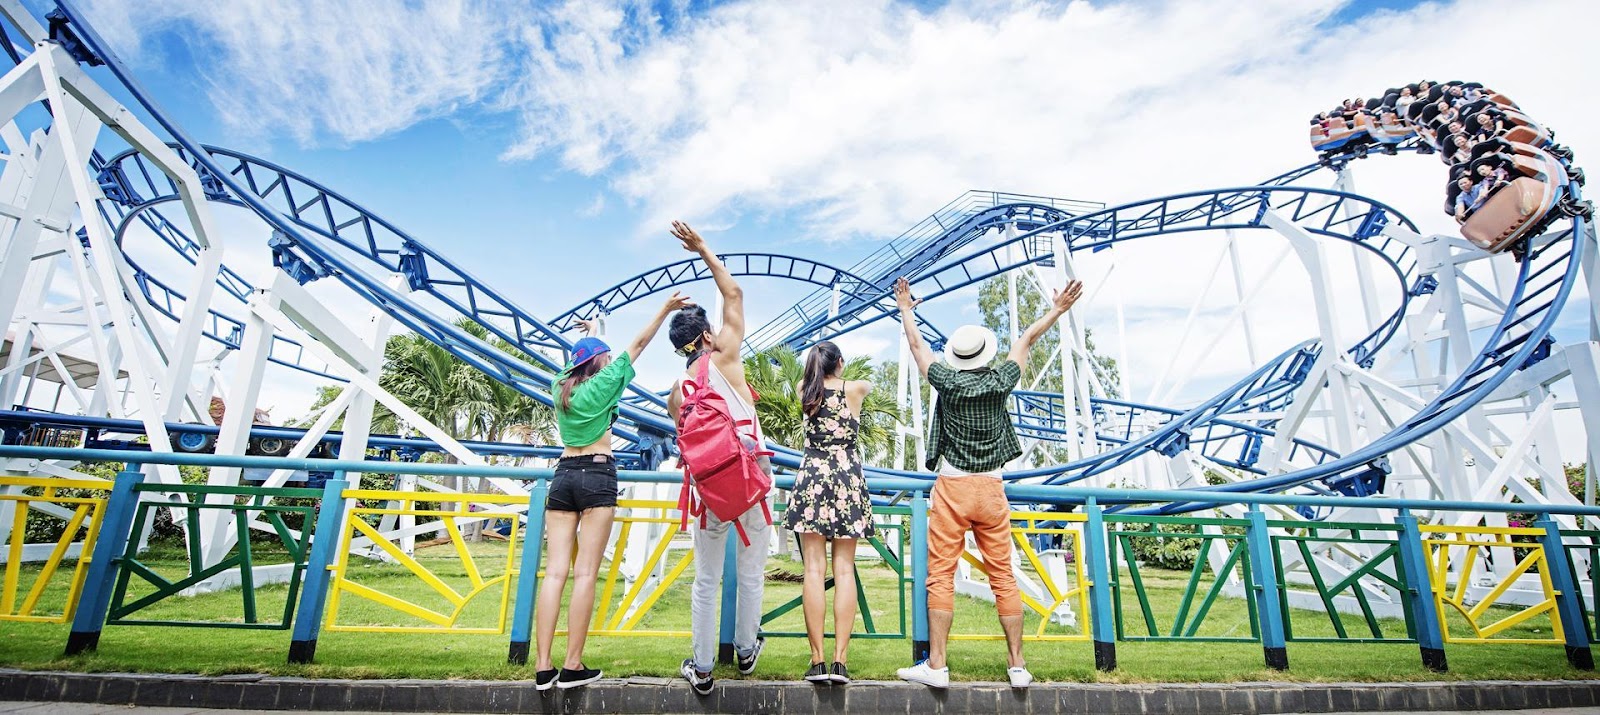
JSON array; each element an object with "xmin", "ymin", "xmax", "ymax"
[{"xmin": 666, "ymin": 221, "xmax": 773, "ymax": 696}]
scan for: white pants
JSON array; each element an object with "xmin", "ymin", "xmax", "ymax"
[{"xmin": 689, "ymin": 495, "xmax": 772, "ymax": 672}]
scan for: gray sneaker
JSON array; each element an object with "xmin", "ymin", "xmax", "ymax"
[
  {"xmin": 736, "ymin": 636, "xmax": 766, "ymax": 675},
  {"xmin": 680, "ymin": 659, "xmax": 714, "ymax": 696}
]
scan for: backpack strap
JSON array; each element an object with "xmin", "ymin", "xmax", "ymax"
[{"xmin": 676, "ymin": 465, "xmax": 707, "ymax": 532}]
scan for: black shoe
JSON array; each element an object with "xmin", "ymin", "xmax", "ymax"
[
  {"xmin": 681, "ymin": 658, "xmax": 714, "ymax": 695},
  {"xmin": 736, "ymin": 636, "xmax": 765, "ymax": 675},
  {"xmin": 534, "ymin": 668, "xmax": 558, "ymax": 691},
  {"xmin": 804, "ymin": 662, "xmax": 830, "ymax": 683},
  {"xmin": 556, "ymin": 666, "xmax": 602, "ymax": 690},
  {"xmin": 829, "ymin": 662, "xmax": 850, "ymax": 684}
]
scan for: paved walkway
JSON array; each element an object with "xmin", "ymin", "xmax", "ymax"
[{"xmin": 7, "ymin": 701, "xmax": 1600, "ymax": 715}]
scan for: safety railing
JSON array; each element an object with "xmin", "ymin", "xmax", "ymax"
[
  {"xmin": 325, "ymin": 490, "xmax": 527, "ymax": 634},
  {"xmin": 1, "ymin": 444, "xmax": 1595, "ymax": 677},
  {"xmin": 107, "ymin": 483, "xmax": 321, "ymax": 629},
  {"xmin": 1421, "ymin": 524, "xmax": 1564, "ymax": 645}
]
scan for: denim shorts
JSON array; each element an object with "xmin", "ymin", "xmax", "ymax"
[{"xmin": 547, "ymin": 455, "xmax": 619, "ymax": 512}]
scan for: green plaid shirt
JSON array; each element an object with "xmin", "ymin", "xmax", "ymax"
[{"xmin": 924, "ymin": 359, "xmax": 1023, "ymax": 473}]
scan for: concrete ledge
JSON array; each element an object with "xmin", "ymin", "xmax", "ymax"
[{"xmin": 4, "ymin": 669, "xmax": 1600, "ymax": 714}]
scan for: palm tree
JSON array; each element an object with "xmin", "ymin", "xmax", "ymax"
[{"xmin": 742, "ymin": 346, "xmax": 899, "ymax": 465}]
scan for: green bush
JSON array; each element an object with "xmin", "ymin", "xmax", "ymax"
[{"xmin": 1121, "ymin": 521, "xmax": 1205, "ymax": 570}]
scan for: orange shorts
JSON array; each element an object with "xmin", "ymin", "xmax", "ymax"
[{"xmin": 925, "ymin": 475, "xmax": 1021, "ymax": 617}]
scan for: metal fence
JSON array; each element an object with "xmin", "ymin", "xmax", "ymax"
[{"xmin": 1, "ymin": 444, "xmax": 1595, "ymax": 675}]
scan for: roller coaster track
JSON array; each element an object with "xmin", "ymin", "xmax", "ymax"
[
  {"xmin": 546, "ymin": 252, "xmax": 949, "ymax": 348},
  {"xmin": 40, "ymin": 1, "xmax": 1589, "ymax": 505},
  {"xmin": 744, "ymin": 191, "xmax": 1103, "ymax": 352},
  {"xmin": 91, "ymin": 186, "xmax": 342, "ymax": 380}
]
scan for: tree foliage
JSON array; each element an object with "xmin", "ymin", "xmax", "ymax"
[
  {"xmin": 289, "ymin": 320, "xmax": 555, "ymax": 456},
  {"xmin": 741, "ymin": 346, "xmax": 902, "ymax": 466},
  {"xmin": 976, "ymin": 275, "xmax": 1119, "ymax": 398}
]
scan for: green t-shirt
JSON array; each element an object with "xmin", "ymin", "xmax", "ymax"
[{"xmin": 555, "ymin": 352, "xmax": 636, "ymax": 448}]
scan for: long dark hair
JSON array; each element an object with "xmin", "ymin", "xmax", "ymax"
[
  {"xmin": 801, "ymin": 341, "xmax": 843, "ymax": 417},
  {"xmin": 558, "ymin": 353, "xmax": 612, "ymax": 413}
]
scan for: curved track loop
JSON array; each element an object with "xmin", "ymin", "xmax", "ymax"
[
  {"xmin": 775, "ymin": 202, "xmax": 1078, "ymax": 351},
  {"xmin": 92, "ymin": 143, "xmax": 683, "ymax": 448},
  {"xmin": 55, "ymin": 0, "xmax": 1586, "ymax": 504},
  {"xmin": 818, "ymin": 186, "xmax": 1419, "ymax": 363},
  {"xmin": 744, "ymin": 191, "xmax": 1102, "ymax": 352},
  {"xmin": 547, "ymin": 252, "xmax": 947, "ymax": 346},
  {"xmin": 94, "ymin": 191, "xmax": 341, "ymax": 380}
]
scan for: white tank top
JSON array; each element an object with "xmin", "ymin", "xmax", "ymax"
[{"xmin": 686, "ymin": 358, "xmax": 763, "ymax": 442}]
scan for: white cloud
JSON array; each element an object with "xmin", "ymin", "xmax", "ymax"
[
  {"xmin": 82, "ymin": 0, "xmax": 513, "ymax": 145},
  {"xmin": 577, "ymin": 191, "xmax": 607, "ymax": 217},
  {"xmin": 502, "ymin": 0, "xmax": 1598, "ymax": 243}
]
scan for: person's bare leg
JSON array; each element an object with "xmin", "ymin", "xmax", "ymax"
[
  {"xmin": 798, "ymin": 532, "xmax": 828, "ymax": 665},
  {"xmin": 928, "ymin": 608, "xmax": 955, "ymax": 670},
  {"xmin": 831, "ymin": 538, "xmax": 858, "ymax": 665},
  {"xmin": 562, "ymin": 506, "xmax": 616, "ymax": 670},
  {"xmin": 999, "ymin": 614, "xmax": 1025, "ymax": 668},
  {"xmin": 534, "ymin": 511, "xmax": 578, "ymax": 672}
]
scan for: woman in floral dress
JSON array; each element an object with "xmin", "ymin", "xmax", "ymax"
[{"xmin": 784, "ymin": 340, "xmax": 873, "ymax": 684}]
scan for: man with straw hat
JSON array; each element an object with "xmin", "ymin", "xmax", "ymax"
[{"xmin": 891, "ymin": 276, "xmax": 1084, "ymax": 689}]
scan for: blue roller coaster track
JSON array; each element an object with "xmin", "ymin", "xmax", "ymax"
[{"xmin": 12, "ymin": 1, "xmax": 1588, "ymax": 511}]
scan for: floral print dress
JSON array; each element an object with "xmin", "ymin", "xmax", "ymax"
[{"xmin": 785, "ymin": 386, "xmax": 873, "ymax": 538}]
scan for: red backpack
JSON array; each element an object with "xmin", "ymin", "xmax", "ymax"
[{"xmin": 675, "ymin": 353, "xmax": 773, "ymax": 546}]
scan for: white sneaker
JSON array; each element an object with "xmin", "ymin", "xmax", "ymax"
[
  {"xmin": 896, "ymin": 661, "xmax": 949, "ymax": 688},
  {"xmin": 1008, "ymin": 666, "xmax": 1034, "ymax": 688}
]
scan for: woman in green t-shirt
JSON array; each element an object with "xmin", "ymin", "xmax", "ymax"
[{"xmin": 534, "ymin": 292, "xmax": 691, "ymax": 691}]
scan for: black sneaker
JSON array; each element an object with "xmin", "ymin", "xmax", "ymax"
[
  {"xmin": 804, "ymin": 662, "xmax": 830, "ymax": 683},
  {"xmin": 829, "ymin": 662, "xmax": 850, "ymax": 684},
  {"xmin": 736, "ymin": 636, "xmax": 765, "ymax": 675},
  {"xmin": 556, "ymin": 666, "xmax": 602, "ymax": 690},
  {"xmin": 681, "ymin": 658, "xmax": 714, "ymax": 696},
  {"xmin": 534, "ymin": 668, "xmax": 558, "ymax": 691}
]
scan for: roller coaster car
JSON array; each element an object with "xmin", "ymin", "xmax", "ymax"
[
  {"xmin": 1487, "ymin": 92, "xmax": 1519, "ymax": 110},
  {"xmin": 1504, "ymin": 121, "xmax": 1553, "ymax": 150},
  {"xmin": 1369, "ymin": 112, "xmax": 1414, "ymax": 144},
  {"xmin": 1460, "ymin": 151, "xmax": 1569, "ymax": 254},
  {"xmin": 1309, "ymin": 114, "xmax": 1373, "ymax": 153}
]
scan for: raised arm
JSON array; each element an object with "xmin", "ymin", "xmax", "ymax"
[
  {"xmin": 671, "ymin": 221, "xmax": 744, "ymax": 354},
  {"xmin": 894, "ymin": 277, "xmax": 935, "ymax": 378},
  {"xmin": 625, "ymin": 292, "xmax": 695, "ymax": 362},
  {"xmin": 1009, "ymin": 279, "xmax": 1083, "ymax": 374}
]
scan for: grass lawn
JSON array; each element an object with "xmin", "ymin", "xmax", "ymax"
[{"xmin": 2, "ymin": 537, "xmax": 1596, "ymax": 685}]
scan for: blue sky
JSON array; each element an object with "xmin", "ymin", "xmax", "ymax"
[{"xmin": 45, "ymin": 0, "xmax": 1599, "ymax": 422}]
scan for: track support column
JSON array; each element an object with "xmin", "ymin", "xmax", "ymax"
[
  {"xmin": 910, "ymin": 490, "xmax": 930, "ymax": 662},
  {"xmin": 1244, "ymin": 507, "xmax": 1288, "ymax": 670},
  {"xmin": 1537, "ymin": 515, "xmax": 1594, "ymax": 670},
  {"xmin": 1084, "ymin": 499, "xmax": 1117, "ymax": 671},
  {"xmin": 287, "ymin": 476, "xmax": 350, "ymax": 664},
  {"xmin": 508, "ymin": 478, "xmax": 549, "ymax": 665},
  {"xmin": 1395, "ymin": 509, "xmax": 1448, "ymax": 671},
  {"xmin": 64, "ymin": 469, "xmax": 142, "ymax": 655}
]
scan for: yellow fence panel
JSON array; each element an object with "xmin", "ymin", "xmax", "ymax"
[
  {"xmin": 578, "ymin": 498, "xmax": 693, "ymax": 638},
  {"xmin": 325, "ymin": 490, "xmax": 527, "ymax": 634},
  {"xmin": 948, "ymin": 510, "xmax": 1091, "ymax": 643},
  {"xmin": 1421, "ymin": 524, "xmax": 1564, "ymax": 645},
  {"xmin": 0, "ymin": 477, "xmax": 108, "ymax": 623}
]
